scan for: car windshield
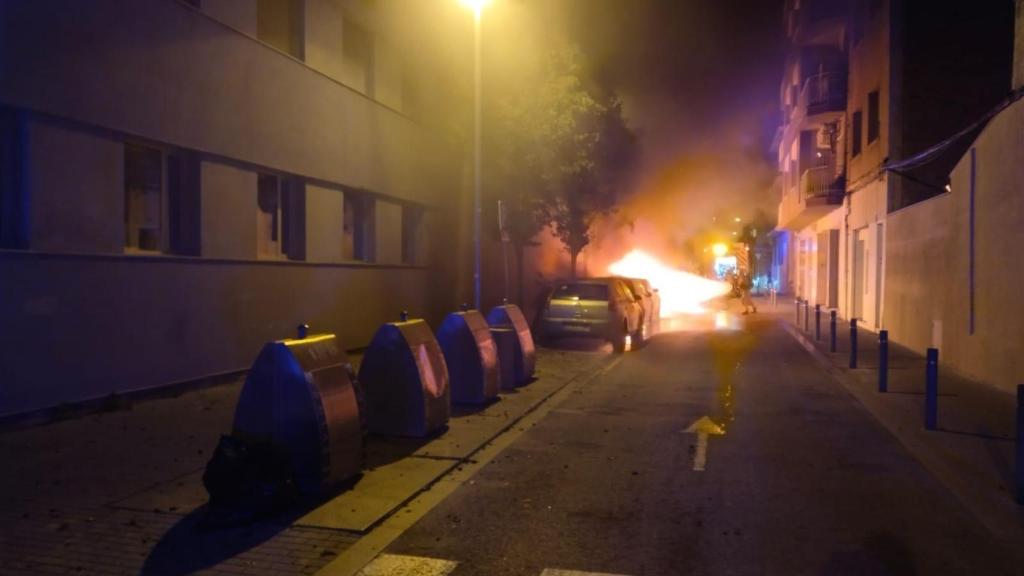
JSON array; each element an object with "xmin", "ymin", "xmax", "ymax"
[{"xmin": 552, "ymin": 283, "xmax": 609, "ymax": 301}]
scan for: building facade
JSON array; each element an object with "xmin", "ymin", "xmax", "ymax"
[
  {"xmin": 775, "ymin": 0, "xmax": 1013, "ymax": 332},
  {"xmin": 0, "ymin": 0, "xmax": 469, "ymax": 417}
]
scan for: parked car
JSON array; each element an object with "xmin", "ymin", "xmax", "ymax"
[
  {"xmin": 538, "ymin": 278, "xmax": 643, "ymax": 352},
  {"xmin": 623, "ymin": 277, "xmax": 660, "ymax": 341}
]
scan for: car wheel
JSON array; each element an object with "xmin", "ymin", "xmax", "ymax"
[
  {"xmin": 611, "ymin": 324, "xmax": 628, "ymax": 353},
  {"xmin": 634, "ymin": 318, "xmax": 647, "ymax": 348}
]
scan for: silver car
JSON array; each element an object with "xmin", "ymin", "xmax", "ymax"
[
  {"xmin": 539, "ymin": 278, "xmax": 643, "ymax": 352},
  {"xmin": 624, "ymin": 277, "xmax": 660, "ymax": 342}
]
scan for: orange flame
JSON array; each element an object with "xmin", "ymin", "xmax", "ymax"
[{"xmin": 607, "ymin": 250, "xmax": 731, "ymax": 316}]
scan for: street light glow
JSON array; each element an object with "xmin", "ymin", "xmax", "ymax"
[
  {"xmin": 459, "ymin": 0, "xmax": 491, "ymax": 14},
  {"xmin": 711, "ymin": 243, "xmax": 728, "ymax": 257}
]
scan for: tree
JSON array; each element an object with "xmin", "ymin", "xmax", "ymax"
[{"xmin": 494, "ymin": 45, "xmax": 635, "ymax": 283}]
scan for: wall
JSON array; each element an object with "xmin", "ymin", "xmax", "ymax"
[
  {"xmin": 201, "ymin": 160, "xmax": 258, "ymax": 260},
  {"xmin": 0, "ymin": 0, "xmax": 455, "ymax": 207},
  {"xmin": 0, "ymin": 255, "xmax": 437, "ymax": 416},
  {"xmin": 1016, "ymin": 0, "xmax": 1024, "ymax": 91},
  {"xmin": 202, "ymin": 0, "xmax": 258, "ymax": 36},
  {"xmin": 0, "ymin": 0, "xmax": 468, "ymax": 417},
  {"xmin": 883, "ymin": 98, "xmax": 1024, "ymax": 393},
  {"xmin": 28, "ymin": 120, "xmax": 123, "ymax": 255},
  {"xmin": 944, "ymin": 98, "xmax": 1024, "ymax": 392},
  {"xmin": 882, "ymin": 192, "xmax": 950, "ymax": 352},
  {"xmin": 305, "ymin": 183, "xmax": 345, "ymax": 263}
]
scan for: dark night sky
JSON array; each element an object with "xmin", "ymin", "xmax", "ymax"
[{"xmin": 553, "ymin": 0, "xmax": 787, "ymax": 161}]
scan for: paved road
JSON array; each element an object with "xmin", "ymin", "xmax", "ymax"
[{"xmin": 363, "ymin": 313, "xmax": 1019, "ymax": 575}]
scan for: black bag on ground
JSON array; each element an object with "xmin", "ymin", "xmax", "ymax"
[{"xmin": 202, "ymin": 435, "xmax": 292, "ymax": 513}]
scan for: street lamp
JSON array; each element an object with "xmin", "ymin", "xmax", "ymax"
[
  {"xmin": 712, "ymin": 243, "xmax": 728, "ymax": 257},
  {"xmin": 460, "ymin": 0, "xmax": 490, "ymax": 310}
]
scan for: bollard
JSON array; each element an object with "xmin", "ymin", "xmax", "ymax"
[
  {"xmin": 796, "ymin": 298, "xmax": 802, "ymax": 326},
  {"xmin": 878, "ymin": 330, "xmax": 889, "ymax": 393},
  {"xmin": 1016, "ymin": 385, "xmax": 1024, "ymax": 504},
  {"xmin": 804, "ymin": 300, "xmax": 810, "ymax": 332},
  {"xmin": 830, "ymin": 310, "xmax": 837, "ymax": 353},
  {"xmin": 400, "ymin": 310, "xmax": 409, "ymax": 322},
  {"xmin": 849, "ymin": 318, "xmax": 858, "ymax": 369},
  {"xmin": 925, "ymin": 348, "xmax": 938, "ymax": 430},
  {"xmin": 296, "ymin": 323, "xmax": 309, "ymax": 339},
  {"xmin": 815, "ymin": 305, "xmax": 821, "ymax": 341}
]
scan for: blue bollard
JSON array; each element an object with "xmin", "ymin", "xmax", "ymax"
[
  {"xmin": 830, "ymin": 310, "xmax": 837, "ymax": 353},
  {"xmin": 878, "ymin": 330, "xmax": 889, "ymax": 393},
  {"xmin": 1016, "ymin": 385, "xmax": 1024, "ymax": 504},
  {"xmin": 925, "ymin": 348, "xmax": 938, "ymax": 430},
  {"xmin": 815, "ymin": 305, "xmax": 821, "ymax": 341},
  {"xmin": 296, "ymin": 323, "xmax": 310, "ymax": 339},
  {"xmin": 400, "ymin": 310, "xmax": 410, "ymax": 322},
  {"xmin": 849, "ymin": 318, "xmax": 858, "ymax": 369},
  {"xmin": 796, "ymin": 298, "xmax": 801, "ymax": 325},
  {"xmin": 804, "ymin": 300, "xmax": 810, "ymax": 332}
]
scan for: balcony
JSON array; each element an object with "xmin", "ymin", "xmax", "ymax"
[
  {"xmin": 778, "ymin": 166, "xmax": 845, "ymax": 231},
  {"xmin": 800, "ymin": 72, "xmax": 846, "ymax": 118},
  {"xmin": 786, "ymin": 0, "xmax": 848, "ymax": 45}
]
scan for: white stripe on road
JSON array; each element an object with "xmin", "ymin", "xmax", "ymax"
[
  {"xmin": 544, "ymin": 565, "xmax": 630, "ymax": 569},
  {"xmin": 355, "ymin": 554, "xmax": 458, "ymax": 576}
]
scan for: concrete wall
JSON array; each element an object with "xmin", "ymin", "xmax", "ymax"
[
  {"xmin": 883, "ymin": 98, "xmax": 1024, "ymax": 393},
  {"xmin": 944, "ymin": 98, "xmax": 1024, "ymax": 392},
  {"xmin": 883, "ymin": 192, "xmax": 950, "ymax": 352},
  {"xmin": 305, "ymin": 183, "xmax": 345, "ymax": 263},
  {"xmin": 375, "ymin": 200, "xmax": 403, "ymax": 265},
  {"xmin": 1016, "ymin": 0, "xmax": 1024, "ymax": 90},
  {"xmin": 202, "ymin": 0, "xmax": 258, "ymax": 36},
  {"xmin": 0, "ymin": 255, "xmax": 438, "ymax": 416},
  {"xmin": 28, "ymin": 120, "xmax": 124, "ymax": 255},
  {"xmin": 0, "ymin": 0, "xmax": 468, "ymax": 417},
  {"xmin": 201, "ymin": 161, "xmax": 258, "ymax": 260},
  {"xmin": 0, "ymin": 0, "xmax": 454, "ymax": 206}
]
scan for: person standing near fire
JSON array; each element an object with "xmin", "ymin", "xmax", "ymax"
[{"xmin": 740, "ymin": 272, "xmax": 757, "ymax": 315}]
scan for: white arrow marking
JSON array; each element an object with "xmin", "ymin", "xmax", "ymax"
[{"xmin": 683, "ymin": 416, "xmax": 726, "ymax": 472}]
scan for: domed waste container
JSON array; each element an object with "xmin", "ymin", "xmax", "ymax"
[
  {"xmin": 437, "ymin": 310, "xmax": 500, "ymax": 405},
  {"xmin": 231, "ymin": 331, "xmax": 363, "ymax": 497},
  {"xmin": 359, "ymin": 317, "xmax": 450, "ymax": 437},
  {"xmin": 486, "ymin": 304, "xmax": 536, "ymax": 386}
]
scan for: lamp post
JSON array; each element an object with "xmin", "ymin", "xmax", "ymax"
[{"xmin": 460, "ymin": 0, "xmax": 490, "ymax": 310}]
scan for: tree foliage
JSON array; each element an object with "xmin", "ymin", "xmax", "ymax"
[{"xmin": 494, "ymin": 44, "xmax": 636, "ymax": 281}]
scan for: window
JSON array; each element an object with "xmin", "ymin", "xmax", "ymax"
[
  {"xmin": 257, "ymin": 174, "xmax": 305, "ymax": 260},
  {"xmin": 0, "ymin": 109, "xmax": 26, "ymax": 249},
  {"xmin": 343, "ymin": 17, "xmax": 375, "ymax": 96},
  {"xmin": 851, "ymin": 110, "xmax": 863, "ymax": 157},
  {"xmin": 125, "ymin": 144, "xmax": 163, "ymax": 252},
  {"xmin": 343, "ymin": 193, "xmax": 375, "ymax": 262},
  {"xmin": 166, "ymin": 152, "xmax": 201, "ymax": 256},
  {"xmin": 867, "ymin": 90, "xmax": 880, "ymax": 144},
  {"xmin": 401, "ymin": 205, "xmax": 422, "ymax": 265},
  {"xmin": 257, "ymin": 0, "xmax": 304, "ymax": 60}
]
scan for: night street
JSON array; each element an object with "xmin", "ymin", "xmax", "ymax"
[
  {"xmin": 4, "ymin": 1, "xmax": 1024, "ymax": 574},
  {"xmin": 356, "ymin": 312, "xmax": 1019, "ymax": 575}
]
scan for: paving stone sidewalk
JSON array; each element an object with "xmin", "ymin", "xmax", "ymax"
[{"xmin": 0, "ymin": 347, "xmax": 610, "ymax": 575}]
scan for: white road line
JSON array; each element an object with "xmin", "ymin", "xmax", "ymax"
[
  {"xmin": 544, "ymin": 565, "xmax": 630, "ymax": 569},
  {"xmin": 355, "ymin": 554, "xmax": 458, "ymax": 576}
]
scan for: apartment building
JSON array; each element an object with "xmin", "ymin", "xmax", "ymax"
[
  {"xmin": 775, "ymin": 0, "xmax": 1013, "ymax": 330},
  {"xmin": 0, "ymin": 0, "xmax": 469, "ymax": 417}
]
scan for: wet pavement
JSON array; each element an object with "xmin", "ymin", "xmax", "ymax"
[{"xmin": 349, "ymin": 310, "xmax": 1022, "ymax": 575}]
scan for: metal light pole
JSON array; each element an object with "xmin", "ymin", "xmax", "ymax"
[
  {"xmin": 461, "ymin": 0, "xmax": 489, "ymax": 310},
  {"xmin": 472, "ymin": 5, "xmax": 482, "ymax": 310}
]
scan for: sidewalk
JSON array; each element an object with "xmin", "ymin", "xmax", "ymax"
[
  {"xmin": 778, "ymin": 299, "xmax": 1024, "ymax": 545},
  {"xmin": 0, "ymin": 347, "xmax": 612, "ymax": 576}
]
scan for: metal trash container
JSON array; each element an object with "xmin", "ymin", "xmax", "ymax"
[
  {"xmin": 486, "ymin": 304, "xmax": 536, "ymax": 386},
  {"xmin": 359, "ymin": 318, "xmax": 450, "ymax": 437},
  {"xmin": 490, "ymin": 327, "xmax": 518, "ymax": 391},
  {"xmin": 232, "ymin": 332, "xmax": 363, "ymax": 497},
  {"xmin": 437, "ymin": 310, "xmax": 500, "ymax": 405}
]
